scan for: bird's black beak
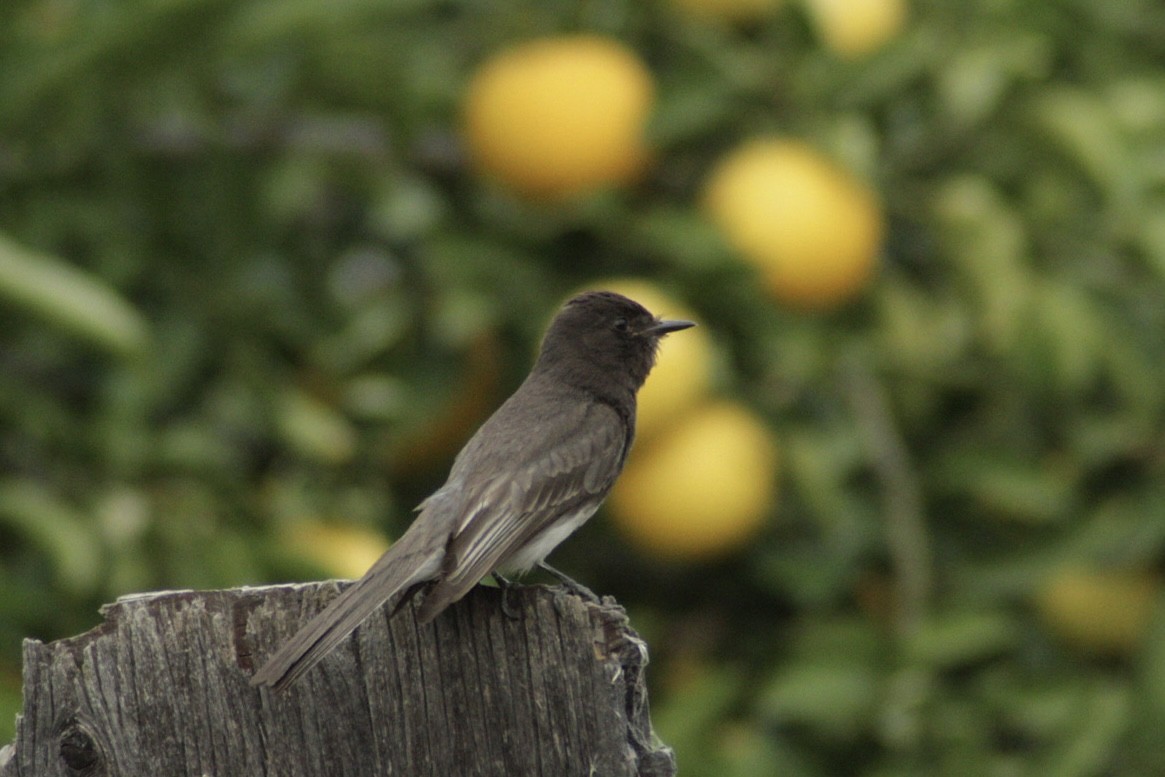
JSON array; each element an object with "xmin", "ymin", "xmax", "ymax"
[{"xmin": 642, "ymin": 318, "xmax": 696, "ymax": 337}]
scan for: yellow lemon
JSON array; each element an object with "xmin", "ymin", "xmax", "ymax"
[
  {"xmin": 284, "ymin": 522, "xmax": 390, "ymax": 580},
  {"xmin": 583, "ymin": 278, "xmax": 714, "ymax": 441},
  {"xmin": 611, "ymin": 401, "xmax": 778, "ymax": 561},
  {"xmin": 463, "ymin": 35, "xmax": 654, "ymax": 199},
  {"xmin": 1035, "ymin": 566, "xmax": 1159, "ymax": 655},
  {"xmin": 704, "ymin": 138, "xmax": 883, "ymax": 310},
  {"xmin": 803, "ymin": 0, "xmax": 908, "ymax": 58}
]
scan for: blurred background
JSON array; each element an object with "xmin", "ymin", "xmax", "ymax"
[{"xmin": 3, "ymin": 0, "xmax": 1165, "ymax": 774}]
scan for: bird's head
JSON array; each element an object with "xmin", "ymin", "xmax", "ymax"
[{"xmin": 535, "ymin": 291, "xmax": 695, "ymax": 396}]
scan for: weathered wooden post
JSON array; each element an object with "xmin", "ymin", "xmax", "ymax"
[{"xmin": 0, "ymin": 583, "xmax": 675, "ymax": 776}]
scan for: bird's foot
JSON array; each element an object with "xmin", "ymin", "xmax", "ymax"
[
  {"xmin": 538, "ymin": 562, "xmax": 601, "ymax": 603},
  {"xmin": 493, "ymin": 573, "xmax": 523, "ymax": 619}
]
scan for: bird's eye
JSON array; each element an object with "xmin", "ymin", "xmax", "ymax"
[{"xmin": 613, "ymin": 317, "xmax": 630, "ymax": 333}]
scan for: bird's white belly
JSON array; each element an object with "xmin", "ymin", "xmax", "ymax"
[{"xmin": 502, "ymin": 506, "xmax": 600, "ymax": 572}]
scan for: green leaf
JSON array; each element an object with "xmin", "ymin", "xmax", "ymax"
[
  {"xmin": 0, "ymin": 480, "xmax": 103, "ymax": 595},
  {"xmin": 0, "ymin": 233, "xmax": 149, "ymax": 358},
  {"xmin": 906, "ymin": 610, "xmax": 1018, "ymax": 668},
  {"xmin": 757, "ymin": 661, "xmax": 881, "ymax": 739}
]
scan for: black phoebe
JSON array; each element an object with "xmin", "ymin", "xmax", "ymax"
[{"xmin": 251, "ymin": 290, "xmax": 694, "ymax": 691}]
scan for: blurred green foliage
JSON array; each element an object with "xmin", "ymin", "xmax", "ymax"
[{"xmin": 3, "ymin": 0, "xmax": 1165, "ymax": 774}]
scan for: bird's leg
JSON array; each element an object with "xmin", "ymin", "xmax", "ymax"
[
  {"xmin": 492, "ymin": 573, "xmax": 522, "ymax": 619},
  {"xmin": 538, "ymin": 562, "xmax": 601, "ymax": 603}
]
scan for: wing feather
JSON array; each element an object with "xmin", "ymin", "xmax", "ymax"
[{"xmin": 415, "ymin": 399, "xmax": 627, "ymax": 621}]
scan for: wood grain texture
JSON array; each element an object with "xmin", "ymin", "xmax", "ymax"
[{"xmin": 0, "ymin": 583, "xmax": 675, "ymax": 777}]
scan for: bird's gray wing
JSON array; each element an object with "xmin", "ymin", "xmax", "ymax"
[{"xmin": 414, "ymin": 399, "xmax": 627, "ymax": 622}]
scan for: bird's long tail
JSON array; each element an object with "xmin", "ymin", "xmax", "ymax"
[{"xmin": 250, "ymin": 526, "xmax": 443, "ymax": 692}]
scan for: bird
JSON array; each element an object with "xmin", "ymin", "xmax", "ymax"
[{"xmin": 250, "ymin": 290, "xmax": 695, "ymax": 691}]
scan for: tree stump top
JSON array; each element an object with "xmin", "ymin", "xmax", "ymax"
[{"xmin": 1, "ymin": 583, "xmax": 675, "ymax": 777}]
